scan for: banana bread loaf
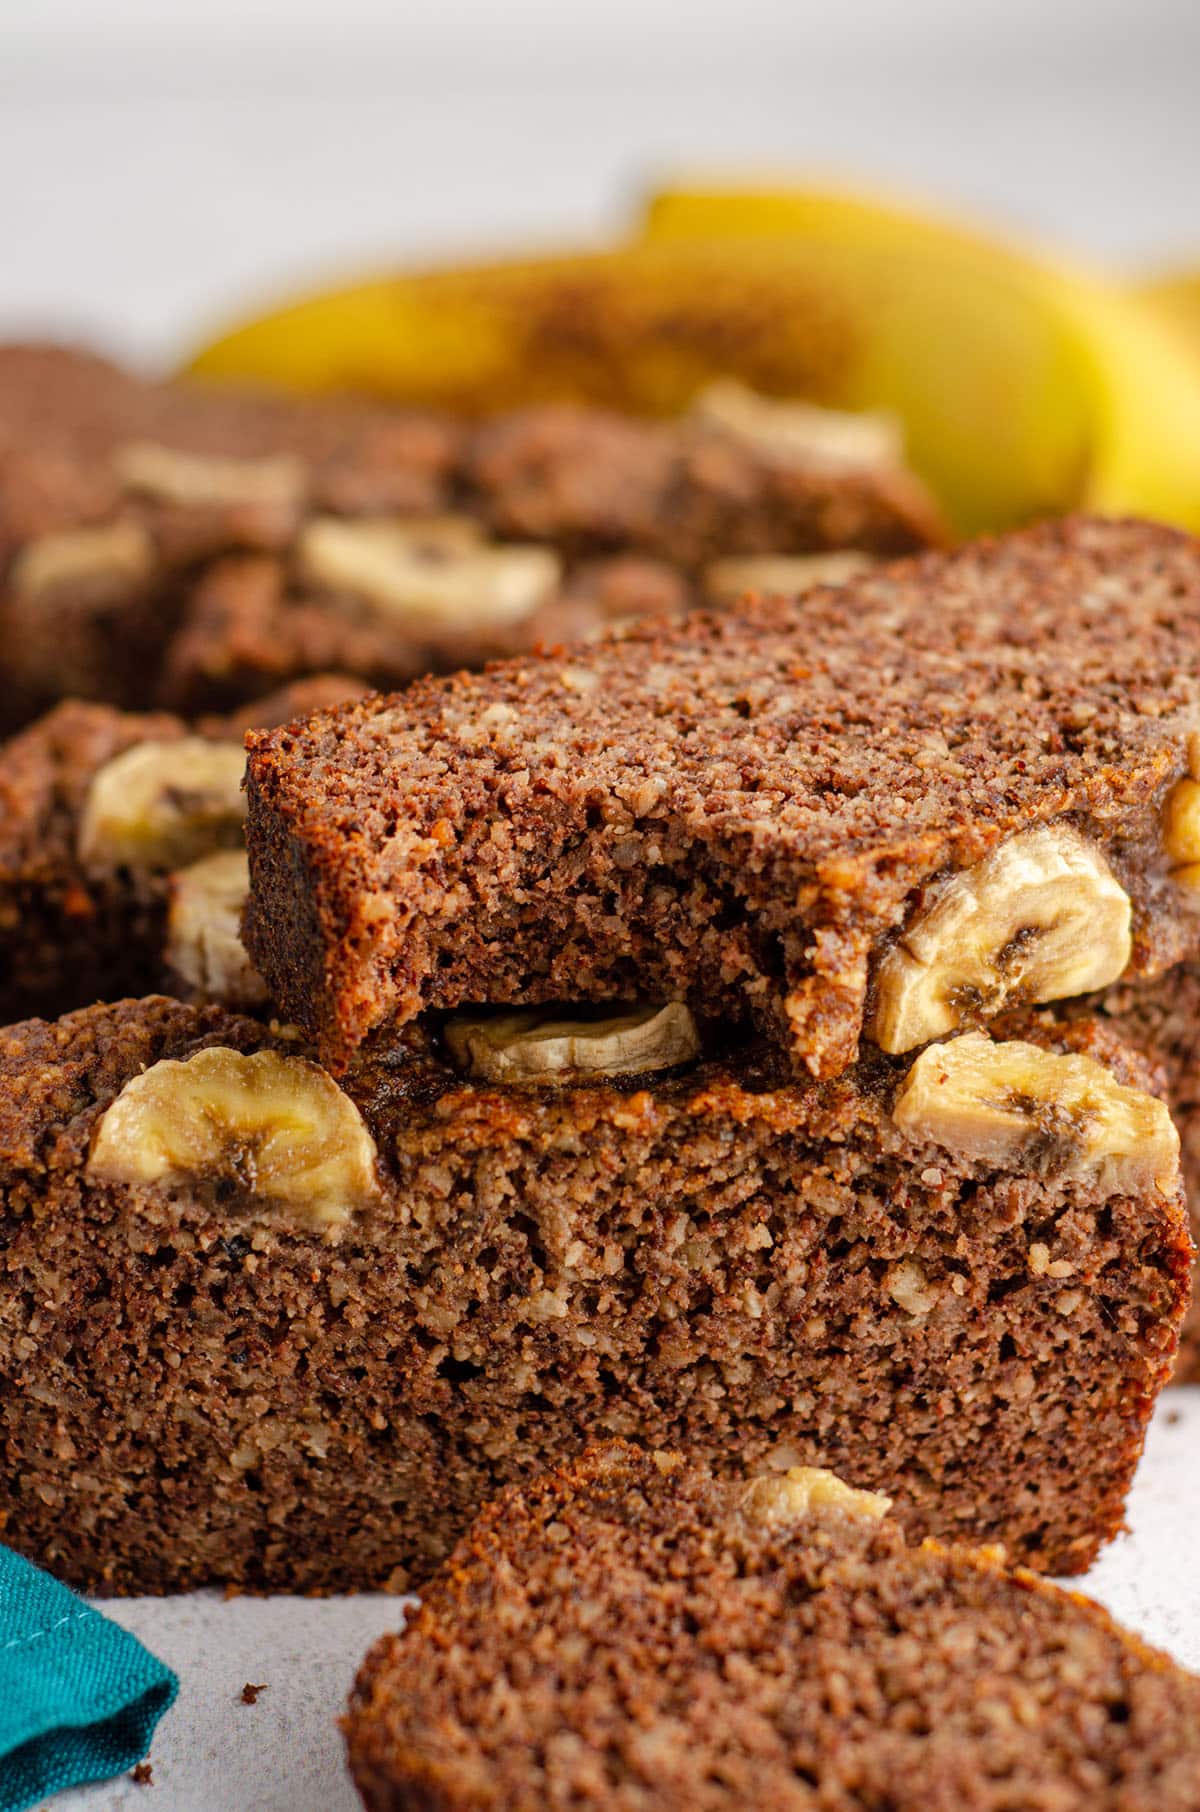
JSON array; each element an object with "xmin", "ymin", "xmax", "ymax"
[
  {"xmin": 0, "ymin": 994, "xmax": 1186, "ymax": 1593},
  {"xmin": 0, "ymin": 345, "xmax": 940, "ymax": 726},
  {"xmin": 243, "ymin": 515, "xmax": 1200, "ymax": 1078},
  {"xmin": 345, "ymin": 1443, "xmax": 1200, "ymax": 1812}
]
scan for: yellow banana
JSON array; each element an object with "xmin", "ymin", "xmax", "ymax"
[
  {"xmin": 646, "ymin": 186, "xmax": 1200, "ymax": 534},
  {"xmin": 185, "ymin": 188, "xmax": 1200, "ymax": 536},
  {"xmin": 1136, "ymin": 267, "xmax": 1200, "ymax": 353}
]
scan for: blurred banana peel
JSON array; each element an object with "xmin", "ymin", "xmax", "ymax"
[
  {"xmin": 1136, "ymin": 269, "xmax": 1200, "ymax": 355},
  {"xmin": 186, "ymin": 185, "xmax": 1200, "ymax": 538}
]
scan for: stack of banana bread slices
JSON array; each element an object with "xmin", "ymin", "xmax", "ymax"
[{"xmin": 3, "ymin": 512, "xmax": 1200, "ymax": 1596}]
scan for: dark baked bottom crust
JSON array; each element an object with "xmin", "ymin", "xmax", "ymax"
[
  {"xmin": 0, "ymin": 997, "xmax": 1187, "ymax": 1594},
  {"xmin": 344, "ymin": 1442, "xmax": 1200, "ymax": 1812}
]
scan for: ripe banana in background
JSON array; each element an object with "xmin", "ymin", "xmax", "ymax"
[
  {"xmin": 1136, "ymin": 267, "xmax": 1200, "ymax": 356},
  {"xmin": 186, "ymin": 185, "xmax": 1200, "ymax": 537},
  {"xmin": 646, "ymin": 185, "xmax": 1200, "ymax": 535}
]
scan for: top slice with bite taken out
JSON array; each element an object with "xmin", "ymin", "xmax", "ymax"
[{"xmin": 245, "ymin": 515, "xmax": 1200, "ymax": 1076}]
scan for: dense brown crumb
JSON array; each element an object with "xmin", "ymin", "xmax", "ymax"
[
  {"xmin": 131, "ymin": 1761, "xmax": 153, "ymax": 1786},
  {"xmin": 0, "ymin": 343, "xmax": 941, "ymax": 726},
  {"xmin": 344, "ymin": 1443, "xmax": 1200, "ymax": 1812},
  {"xmin": 1050, "ymin": 959, "xmax": 1200, "ymax": 1379},
  {"xmin": 244, "ymin": 516, "xmax": 1200, "ymax": 1077},
  {"xmin": 0, "ymin": 676, "xmax": 364, "ymax": 1023},
  {"xmin": 0, "ymin": 996, "xmax": 1187, "ymax": 1594},
  {"xmin": 240, "ymin": 1683, "xmax": 268, "ymax": 1705}
]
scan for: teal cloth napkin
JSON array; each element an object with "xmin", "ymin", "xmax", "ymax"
[{"xmin": 0, "ymin": 1546, "xmax": 177, "ymax": 1812}]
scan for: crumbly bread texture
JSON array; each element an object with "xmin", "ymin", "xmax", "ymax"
[
  {"xmin": 244, "ymin": 516, "xmax": 1200, "ymax": 1077},
  {"xmin": 1048, "ymin": 961, "xmax": 1200, "ymax": 1379},
  {"xmin": 0, "ymin": 996, "xmax": 1186, "ymax": 1593},
  {"xmin": 344, "ymin": 1443, "xmax": 1200, "ymax": 1812},
  {"xmin": 0, "ymin": 344, "xmax": 940, "ymax": 726},
  {"xmin": 0, "ymin": 677, "xmax": 362, "ymax": 1022}
]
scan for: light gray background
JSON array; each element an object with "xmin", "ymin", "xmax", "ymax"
[
  {"xmin": 5, "ymin": 2, "xmax": 1200, "ymax": 1804},
  {"xmin": 1, "ymin": 0, "xmax": 1198, "ymax": 363}
]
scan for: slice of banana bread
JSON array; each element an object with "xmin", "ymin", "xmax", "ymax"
[
  {"xmin": 344, "ymin": 1443, "xmax": 1200, "ymax": 1812},
  {"xmin": 0, "ymin": 994, "xmax": 1186, "ymax": 1593},
  {"xmin": 0, "ymin": 677, "xmax": 362, "ymax": 1022},
  {"xmin": 0, "ymin": 344, "xmax": 462, "ymax": 729},
  {"xmin": 244, "ymin": 515, "xmax": 1200, "ymax": 1077},
  {"xmin": 0, "ymin": 345, "xmax": 939, "ymax": 727}
]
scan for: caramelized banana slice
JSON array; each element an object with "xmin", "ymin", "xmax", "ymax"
[
  {"xmin": 114, "ymin": 442, "xmax": 306, "ymax": 511},
  {"xmin": 703, "ymin": 549, "xmax": 874, "ymax": 603},
  {"xmin": 743, "ymin": 1468, "xmax": 892, "ymax": 1527},
  {"xmin": 166, "ymin": 850, "xmax": 267, "ymax": 1007},
  {"xmin": 693, "ymin": 379, "xmax": 904, "ymax": 468},
  {"xmin": 297, "ymin": 516, "xmax": 560, "ymax": 631},
  {"xmin": 444, "ymin": 1002, "xmax": 700, "ymax": 1083},
  {"xmin": 12, "ymin": 520, "xmax": 156, "ymax": 601},
  {"xmin": 77, "ymin": 738, "xmax": 246, "ymax": 873},
  {"xmin": 87, "ymin": 1046, "xmax": 379, "ymax": 1228},
  {"xmin": 893, "ymin": 1032, "xmax": 1179, "ymax": 1197},
  {"xmin": 870, "ymin": 825, "xmax": 1132, "ymax": 1054}
]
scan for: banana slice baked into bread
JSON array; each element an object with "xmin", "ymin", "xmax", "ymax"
[
  {"xmin": 244, "ymin": 516, "xmax": 1200, "ymax": 1079},
  {"xmin": 0, "ymin": 677, "xmax": 363, "ymax": 1023},
  {"xmin": 0, "ymin": 994, "xmax": 1186, "ymax": 1593},
  {"xmin": 0, "ymin": 344, "xmax": 940, "ymax": 727},
  {"xmin": 345, "ymin": 1443, "xmax": 1200, "ymax": 1812}
]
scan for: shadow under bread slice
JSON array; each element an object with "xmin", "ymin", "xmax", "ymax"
[
  {"xmin": 0, "ymin": 676, "xmax": 363, "ymax": 1023},
  {"xmin": 243, "ymin": 516, "xmax": 1200, "ymax": 1080},
  {"xmin": 345, "ymin": 1442, "xmax": 1200, "ymax": 1812},
  {"xmin": 0, "ymin": 991, "xmax": 1186, "ymax": 1595}
]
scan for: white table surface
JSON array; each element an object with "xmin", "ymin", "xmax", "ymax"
[{"xmin": 40, "ymin": 1385, "xmax": 1200, "ymax": 1812}]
